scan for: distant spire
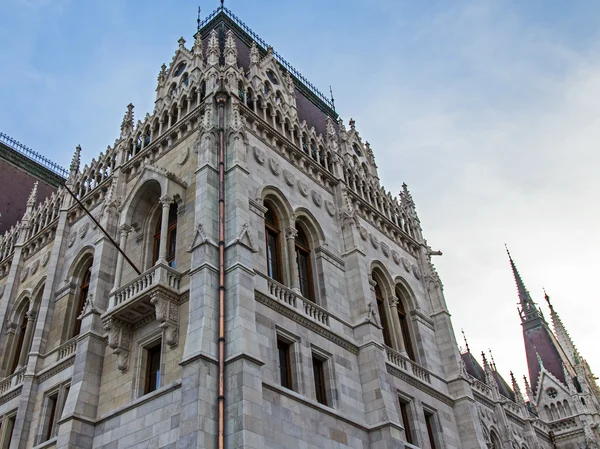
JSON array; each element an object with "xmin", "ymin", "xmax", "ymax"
[
  {"xmin": 488, "ymin": 349, "xmax": 497, "ymax": 371},
  {"xmin": 510, "ymin": 371, "xmax": 525, "ymax": 404},
  {"xmin": 197, "ymin": 6, "xmax": 201, "ymax": 31},
  {"xmin": 69, "ymin": 145, "xmax": 81, "ymax": 178},
  {"xmin": 506, "ymin": 245, "xmax": 541, "ymax": 323},
  {"xmin": 536, "ymin": 350, "xmax": 544, "ymax": 370},
  {"xmin": 27, "ymin": 181, "xmax": 39, "ymax": 207},
  {"xmin": 329, "ymin": 85, "xmax": 336, "ymax": 112},
  {"xmin": 523, "ymin": 375, "xmax": 535, "ymax": 405},
  {"xmin": 461, "ymin": 329, "xmax": 470, "ymax": 353},
  {"xmin": 120, "ymin": 103, "xmax": 134, "ymax": 137},
  {"xmin": 545, "ymin": 290, "xmax": 579, "ymax": 364}
]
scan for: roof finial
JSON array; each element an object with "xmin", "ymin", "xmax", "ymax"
[
  {"xmin": 329, "ymin": 85, "xmax": 336, "ymax": 112},
  {"xmin": 488, "ymin": 349, "xmax": 497, "ymax": 371},
  {"xmin": 506, "ymin": 246, "xmax": 541, "ymax": 323},
  {"xmin": 27, "ymin": 181, "xmax": 39, "ymax": 207},
  {"xmin": 197, "ymin": 6, "xmax": 201, "ymax": 31},
  {"xmin": 544, "ymin": 288, "xmax": 553, "ymax": 310},
  {"xmin": 461, "ymin": 329, "xmax": 470, "ymax": 353},
  {"xmin": 220, "ymin": 0, "xmax": 224, "ymax": 8}
]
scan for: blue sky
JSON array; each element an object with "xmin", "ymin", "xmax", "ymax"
[{"xmin": 2, "ymin": 0, "xmax": 600, "ymax": 388}]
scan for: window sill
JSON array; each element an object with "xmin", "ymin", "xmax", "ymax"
[{"xmin": 33, "ymin": 437, "xmax": 57, "ymax": 449}]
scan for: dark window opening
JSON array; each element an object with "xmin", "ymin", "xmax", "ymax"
[
  {"xmin": 174, "ymin": 62, "xmax": 186, "ymax": 77},
  {"xmin": 265, "ymin": 206, "xmax": 282, "ymax": 283},
  {"xmin": 72, "ymin": 259, "xmax": 93, "ymax": 337},
  {"xmin": 42, "ymin": 392, "xmax": 59, "ymax": 442},
  {"xmin": 11, "ymin": 306, "xmax": 29, "ymax": 373},
  {"xmin": 399, "ymin": 399, "xmax": 413, "ymax": 444},
  {"xmin": 396, "ymin": 294, "xmax": 415, "ymax": 361},
  {"xmin": 295, "ymin": 226, "xmax": 314, "ymax": 302},
  {"xmin": 312, "ymin": 356, "xmax": 327, "ymax": 406},
  {"xmin": 277, "ymin": 339, "xmax": 293, "ymax": 390},
  {"xmin": 2, "ymin": 415, "xmax": 15, "ymax": 449},
  {"xmin": 375, "ymin": 283, "xmax": 392, "ymax": 347},
  {"xmin": 425, "ymin": 411, "xmax": 438, "ymax": 449},
  {"xmin": 144, "ymin": 342, "xmax": 162, "ymax": 395}
]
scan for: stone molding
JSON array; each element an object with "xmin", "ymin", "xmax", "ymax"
[{"xmin": 386, "ymin": 364, "xmax": 454, "ymax": 407}]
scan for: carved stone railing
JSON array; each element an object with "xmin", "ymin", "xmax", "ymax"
[
  {"xmin": 264, "ymin": 275, "xmax": 330, "ymax": 326},
  {"xmin": 111, "ymin": 263, "xmax": 182, "ymax": 309},
  {"xmin": 549, "ymin": 416, "xmax": 578, "ymax": 432},
  {"xmin": 468, "ymin": 375, "xmax": 493, "ymax": 398},
  {"xmin": 103, "ymin": 263, "xmax": 184, "ymax": 372},
  {"xmin": 0, "ymin": 367, "xmax": 25, "ymax": 395},
  {"xmin": 505, "ymin": 400, "xmax": 522, "ymax": 416},
  {"xmin": 385, "ymin": 346, "xmax": 431, "ymax": 384}
]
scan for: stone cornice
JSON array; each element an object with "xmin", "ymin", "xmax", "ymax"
[
  {"xmin": 386, "ymin": 363, "xmax": 454, "ymax": 407},
  {"xmin": 255, "ymin": 290, "xmax": 359, "ymax": 355}
]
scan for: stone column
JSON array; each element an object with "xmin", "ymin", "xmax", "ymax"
[
  {"xmin": 112, "ymin": 224, "xmax": 131, "ymax": 290},
  {"xmin": 17, "ymin": 310, "xmax": 36, "ymax": 368},
  {"xmin": 387, "ymin": 296, "xmax": 406, "ymax": 354},
  {"xmin": 157, "ymin": 195, "xmax": 173, "ymax": 264},
  {"xmin": 285, "ymin": 227, "xmax": 299, "ymax": 292}
]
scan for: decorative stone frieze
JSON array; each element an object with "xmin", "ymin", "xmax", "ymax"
[
  {"xmin": 103, "ymin": 317, "xmax": 133, "ymax": 372},
  {"xmin": 150, "ymin": 291, "xmax": 179, "ymax": 347}
]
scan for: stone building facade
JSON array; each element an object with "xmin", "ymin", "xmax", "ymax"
[{"xmin": 0, "ymin": 6, "xmax": 597, "ymax": 449}]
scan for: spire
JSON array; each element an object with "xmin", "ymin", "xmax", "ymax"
[
  {"xmin": 224, "ymin": 29, "xmax": 237, "ymax": 66},
  {"xmin": 207, "ymin": 29, "xmax": 219, "ymax": 66},
  {"xmin": 461, "ymin": 329, "xmax": 470, "ymax": 353},
  {"xmin": 488, "ymin": 349, "xmax": 497, "ymax": 371},
  {"xmin": 27, "ymin": 181, "xmax": 38, "ymax": 207},
  {"xmin": 250, "ymin": 41, "xmax": 260, "ymax": 66},
  {"xmin": 120, "ymin": 103, "xmax": 134, "ymax": 137},
  {"xmin": 545, "ymin": 290, "xmax": 578, "ymax": 364},
  {"xmin": 510, "ymin": 371, "xmax": 525, "ymax": 404},
  {"xmin": 535, "ymin": 350, "xmax": 544, "ymax": 370},
  {"xmin": 69, "ymin": 145, "xmax": 81, "ymax": 179},
  {"xmin": 506, "ymin": 246, "xmax": 541, "ymax": 323}
]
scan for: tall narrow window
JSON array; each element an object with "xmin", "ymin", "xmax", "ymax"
[
  {"xmin": 264, "ymin": 206, "xmax": 282, "ymax": 283},
  {"xmin": 295, "ymin": 226, "xmax": 314, "ymax": 301},
  {"xmin": 1, "ymin": 415, "xmax": 15, "ymax": 449},
  {"xmin": 396, "ymin": 291, "xmax": 415, "ymax": 361},
  {"xmin": 312, "ymin": 355, "xmax": 327, "ymax": 406},
  {"xmin": 424, "ymin": 410, "xmax": 438, "ymax": 449},
  {"xmin": 72, "ymin": 260, "xmax": 92, "ymax": 338},
  {"xmin": 375, "ymin": 283, "xmax": 392, "ymax": 347},
  {"xmin": 144, "ymin": 341, "xmax": 162, "ymax": 395},
  {"xmin": 42, "ymin": 392, "xmax": 59, "ymax": 442},
  {"xmin": 10, "ymin": 306, "xmax": 29, "ymax": 373},
  {"xmin": 277, "ymin": 339, "xmax": 293, "ymax": 390},
  {"xmin": 399, "ymin": 398, "xmax": 414, "ymax": 444},
  {"xmin": 152, "ymin": 203, "xmax": 178, "ymax": 268}
]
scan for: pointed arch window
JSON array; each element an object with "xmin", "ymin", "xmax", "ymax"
[
  {"xmin": 72, "ymin": 259, "xmax": 92, "ymax": 338},
  {"xmin": 295, "ymin": 226, "xmax": 314, "ymax": 302},
  {"xmin": 10, "ymin": 305, "xmax": 29, "ymax": 373},
  {"xmin": 153, "ymin": 203, "xmax": 178, "ymax": 268},
  {"xmin": 396, "ymin": 287, "xmax": 415, "ymax": 361},
  {"xmin": 264, "ymin": 205, "xmax": 283, "ymax": 283},
  {"xmin": 375, "ymin": 283, "xmax": 392, "ymax": 347}
]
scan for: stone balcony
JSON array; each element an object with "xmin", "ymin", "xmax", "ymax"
[
  {"xmin": 0, "ymin": 367, "xmax": 25, "ymax": 403},
  {"xmin": 102, "ymin": 263, "xmax": 184, "ymax": 371}
]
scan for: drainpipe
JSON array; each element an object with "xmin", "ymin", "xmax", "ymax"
[{"xmin": 216, "ymin": 89, "xmax": 228, "ymax": 449}]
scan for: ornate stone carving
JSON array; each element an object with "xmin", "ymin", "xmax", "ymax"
[
  {"xmin": 41, "ymin": 251, "xmax": 50, "ymax": 267},
  {"xmin": 20, "ymin": 267, "xmax": 29, "ymax": 283},
  {"xmin": 298, "ymin": 181, "xmax": 308, "ymax": 197},
  {"xmin": 30, "ymin": 260, "xmax": 40, "ymax": 275},
  {"xmin": 402, "ymin": 257, "xmax": 411, "ymax": 273},
  {"xmin": 369, "ymin": 233, "xmax": 379, "ymax": 249},
  {"xmin": 159, "ymin": 194, "xmax": 174, "ymax": 206},
  {"xmin": 268, "ymin": 157, "xmax": 280, "ymax": 175},
  {"xmin": 359, "ymin": 226, "xmax": 368, "ymax": 241},
  {"xmin": 67, "ymin": 232, "xmax": 76, "ymax": 248},
  {"xmin": 325, "ymin": 200, "xmax": 335, "ymax": 217},
  {"xmin": 178, "ymin": 146, "xmax": 189, "ymax": 165},
  {"xmin": 311, "ymin": 191, "xmax": 322, "ymax": 207},
  {"xmin": 188, "ymin": 223, "xmax": 209, "ymax": 252},
  {"xmin": 103, "ymin": 317, "xmax": 132, "ymax": 371},
  {"xmin": 381, "ymin": 242, "xmax": 390, "ymax": 257},
  {"xmin": 392, "ymin": 250, "xmax": 400, "ymax": 265},
  {"xmin": 80, "ymin": 293, "xmax": 98, "ymax": 318},
  {"xmin": 237, "ymin": 222, "xmax": 258, "ymax": 253},
  {"xmin": 150, "ymin": 293, "xmax": 179, "ymax": 347},
  {"xmin": 283, "ymin": 169, "xmax": 295, "ymax": 186},
  {"xmin": 285, "ymin": 227, "xmax": 298, "ymax": 240},
  {"xmin": 79, "ymin": 222, "xmax": 89, "ymax": 239},
  {"xmin": 412, "ymin": 265, "xmax": 421, "ymax": 280},
  {"xmin": 253, "ymin": 146, "xmax": 265, "ymax": 164}
]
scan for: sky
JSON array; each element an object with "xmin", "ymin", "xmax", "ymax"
[{"xmin": 2, "ymin": 0, "xmax": 599, "ymax": 390}]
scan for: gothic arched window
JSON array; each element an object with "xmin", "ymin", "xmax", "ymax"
[
  {"xmin": 72, "ymin": 258, "xmax": 93, "ymax": 338},
  {"xmin": 396, "ymin": 287, "xmax": 415, "ymax": 360},
  {"xmin": 10, "ymin": 303, "xmax": 29, "ymax": 373},
  {"xmin": 375, "ymin": 283, "xmax": 392, "ymax": 347},
  {"xmin": 295, "ymin": 226, "xmax": 314, "ymax": 302},
  {"xmin": 153, "ymin": 203, "xmax": 178, "ymax": 268},
  {"xmin": 264, "ymin": 205, "xmax": 282, "ymax": 283}
]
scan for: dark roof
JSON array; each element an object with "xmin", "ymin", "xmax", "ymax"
[
  {"xmin": 461, "ymin": 351, "xmax": 486, "ymax": 383},
  {"xmin": 524, "ymin": 325, "xmax": 566, "ymax": 394},
  {"xmin": 0, "ymin": 134, "xmax": 65, "ymax": 234},
  {"xmin": 492, "ymin": 371, "xmax": 516, "ymax": 402},
  {"xmin": 197, "ymin": 6, "xmax": 337, "ymax": 137}
]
